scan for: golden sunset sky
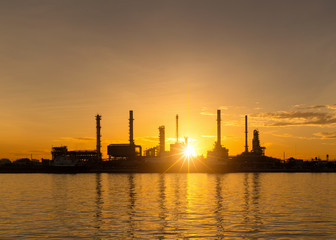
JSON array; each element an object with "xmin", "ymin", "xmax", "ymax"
[{"xmin": 0, "ymin": 0, "xmax": 335, "ymax": 160}]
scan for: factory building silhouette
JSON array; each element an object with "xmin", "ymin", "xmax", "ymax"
[
  {"xmin": 46, "ymin": 108, "xmax": 283, "ymax": 172},
  {"xmin": 3, "ymin": 108, "xmax": 334, "ymax": 173},
  {"xmin": 206, "ymin": 110, "xmax": 229, "ymax": 161},
  {"xmin": 107, "ymin": 110, "xmax": 142, "ymax": 160}
]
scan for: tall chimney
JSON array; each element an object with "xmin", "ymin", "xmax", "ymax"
[
  {"xmin": 96, "ymin": 114, "xmax": 102, "ymax": 161},
  {"xmin": 217, "ymin": 109, "xmax": 221, "ymax": 148},
  {"xmin": 129, "ymin": 110, "xmax": 134, "ymax": 146},
  {"xmin": 159, "ymin": 126, "xmax": 165, "ymax": 155},
  {"xmin": 176, "ymin": 114, "xmax": 179, "ymax": 143},
  {"xmin": 245, "ymin": 115, "xmax": 248, "ymax": 153}
]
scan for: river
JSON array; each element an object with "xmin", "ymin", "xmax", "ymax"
[{"xmin": 0, "ymin": 173, "xmax": 335, "ymax": 239}]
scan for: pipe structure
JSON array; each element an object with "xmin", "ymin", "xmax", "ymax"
[
  {"xmin": 96, "ymin": 114, "xmax": 102, "ymax": 161},
  {"xmin": 245, "ymin": 115, "xmax": 248, "ymax": 153},
  {"xmin": 129, "ymin": 110, "xmax": 134, "ymax": 146},
  {"xmin": 217, "ymin": 109, "xmax": 221, "ymax": 148},
  {"xmin": 176, "ymin": 114, "xmax": 179, "ymax": 143}
]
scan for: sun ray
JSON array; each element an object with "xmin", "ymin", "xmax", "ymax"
[
  {"xmin": 191, "ymin": 157, "xmax": 197, "ymax": 170},
  {"xmin": 140, "ymin": 155, "xmax": 184, "ymax": 194},
  {"xmin": 197, "ymin": 158, "xmax": 215, "ymax": 173},
  {"xmin": 183, "ymin": 145, "xmax": 196, "ymax": 158},
  {"xmin": 141, "ymin": 142, "xmax": 200, "ymax": 193},
  {"xmin": 179, "ymin": 158, "xmax": 187, "ymax": 172}
]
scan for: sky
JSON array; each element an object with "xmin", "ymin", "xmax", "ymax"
[{"xmin": 0, "ymin": 0, "xmax": 335, "ymax": 160}]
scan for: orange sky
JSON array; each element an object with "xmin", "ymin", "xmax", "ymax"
[{"xmin": 0, "ymin": 1, "xmax": 335, "ymax": 160}]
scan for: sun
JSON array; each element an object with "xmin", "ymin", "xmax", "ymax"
[{"xmin": 183, "ymin": 145, "xmax": 196, "ymax": 158}]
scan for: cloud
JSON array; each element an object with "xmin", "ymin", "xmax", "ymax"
[
  {"xmin": 272, "ymin": 133, "xmax": 294, "ymax": 138},
  {"xmin": 271, "ymin": 131, "xmax": 336, "ymax": 140},
  {"xmin": 200, "ymin": 107, "xmax": 241, "ymax": 127},
  {"xmin": 54, "ymin": 137, "xmax": 95, "ymax": 142},
  {"xmin": 252, "ymin": 110, "xmax": 336, "ymax": 127},
  {"xmin": 200, "ymin": 106, "xmax": 239, "ymax": 116},
  {"xmin": 200, "ymin": 111, "xmax": 216, "ymax": 116},
  {"xmin": 75, "ymin": 137, "xmax": 95, "ymax": 141},
  {"xmin": 68, "ymin": 137, "xmax": 95, "ymax": 141},
  {"xmin": 201, "ymin": 135, "xmax": 216, "ymax": 138},
  {"xmin": 135, "ymin": 136, "xmax": 158, "ymax": 143},
  {"xmin": 219, "ymin": 106, "xmax": 229, "ymax": 110},
  {"xmin": 201, "ymin": 134, "xmax": 238, "ymax": 140},
  {"xmin": 167, "ymin": 137, "xmax": 180, "ymax": 143},
  {"xmin": 327, "ymin": 104, "xmax": 336, "ymax": 110},
  {"xmin": 272, "ymin": 133, "xmax": 317, "ymax": 140},
  {"xmin": 224, "ymin": 135, "xmax": 240, "ymax": 139},
  {"xmin": 294, "ymin": 104, "xmax": 336, "ymax": 110},
  {"xmin": 200, "ymin": 107, "xmax": 216, "ymax": 116},
  {"xmin": 306, "ymin": 105, "xmax": 327, "ymax": 109},
  {"xmin": 314, "ymin": 131, "xmax": 336, "ymax": 139},
  {"xmin": 222, "ymin": 120, "xmax": 241, "ymax": 127},
  {"xmin": 166, "ymin": 137, "xmax": 197, "ymax": 143},
  {"xmin": 321, "ymin": 142, "xmax": 336, "ymax": 146}
]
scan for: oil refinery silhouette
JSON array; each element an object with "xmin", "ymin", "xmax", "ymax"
[{"xmin": 1, "ymin": 110, "xmax": 335, "ymax": 173}]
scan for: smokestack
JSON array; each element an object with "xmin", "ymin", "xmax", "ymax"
[
  {"xmin": 159, "ymin": 126, "xmax": 165, "ymax": 155},
  {"xmin": 96, "ymin": 114, "xmax": 102, "ymax": 161},
  {"xmin": 176, "ymin": 114, "xmax": 179, "ymax": 143},
  {"xmin": 245, "ymin": 115, "xmax": 248, "ymax": 153},
  {"xmin": 217, "ymin": 109, "xmax": 221, "ymax": 148},
  {"xmin": 129, "ymin": 110, "xmax": 134, "ymax": 146}
]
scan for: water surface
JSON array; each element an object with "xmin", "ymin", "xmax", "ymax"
[{"xmin": 0, "ymin": 173, "xmax": 335, "ymax": 239}]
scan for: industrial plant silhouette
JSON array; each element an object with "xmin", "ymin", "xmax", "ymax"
[{"xmin": 1, "ymin": 110, "xmax": 335, "ymax": 173}]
